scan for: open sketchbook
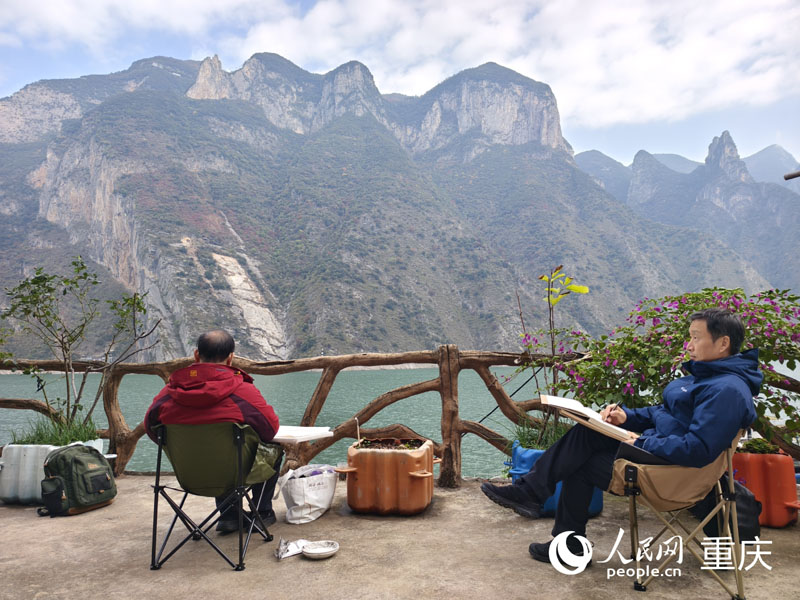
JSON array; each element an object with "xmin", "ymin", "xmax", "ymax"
[
  {"xmin": 539, "ymin": 395, "xmax": 633, "ymax": 443},
  {"xmin": 539, "ymin": 395, "xmax": 671, "ymax": 465},
  {"xmin": 273, "ymin": 426, "xmax": 334, "ymax": 443}
]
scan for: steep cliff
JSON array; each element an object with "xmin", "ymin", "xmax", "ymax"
[
  {"xmin": 188, "ymin": 56, "xmax": 569, "ymax": 159},
  {"xmin": 0, "ymin": 57, "xmax": 201, "ymax": 144}
]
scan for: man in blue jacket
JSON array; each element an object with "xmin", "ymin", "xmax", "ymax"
[{"xmin": 480, "ymin": 308, "xmax": 762, "ymax": 564}]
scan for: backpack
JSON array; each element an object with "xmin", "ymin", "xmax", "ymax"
[
  {"xmin": 38, "ymin": 444, "xmax": 117, "ymax": 517},
  {"xmin": 688, "ymin": 474, "xmax": 762, "ymax": 541}
]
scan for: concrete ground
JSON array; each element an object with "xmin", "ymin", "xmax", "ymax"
[{"xmin": 1, "ymin": 475, "xmax": 798, "ymax": 600}]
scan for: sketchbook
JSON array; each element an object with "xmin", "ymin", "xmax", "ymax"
[
  {"xmin": 273, "ymin": 426, "xmax": 334, "ymax": 443},
  {"xmin": 539, "ymin": 395, "xmax": 634, "ymax": 443}
]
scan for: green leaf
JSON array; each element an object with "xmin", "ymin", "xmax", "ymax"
[{"xmin": 566, "ymin": 284, "xmax": 589, "ymax": 294}]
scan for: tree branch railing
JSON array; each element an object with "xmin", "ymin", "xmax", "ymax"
[
  {"xmin": 0, "ymin": 346, "xmax": 563, "ymax": 487},
  {"xmin": 5, "ymin": 346, "xmax": 798, "ymax": 485}
]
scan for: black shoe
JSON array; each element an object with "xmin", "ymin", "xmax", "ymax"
[
  {"xmin": 254, "ymin": 509, "xmax": 276, "ymax": 528},
  {"xmin": 215, "ymin": 518, "xmax": 240, "ymax": 534},
  {"xmin": 480, "ymin": 482, "xmax": 542, "ymax": 519},
  {"xmin": 529, "ymin": 536, "xmax": 592, "ymax": 566}
]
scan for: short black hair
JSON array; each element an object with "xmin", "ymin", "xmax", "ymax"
[
  {"xmin": 196, "ymin": 329, "xmax": 235, "ymax": 363},
  {"xmin": 689, "ymin": 308, "xmax": 745, "ymax": 355}
]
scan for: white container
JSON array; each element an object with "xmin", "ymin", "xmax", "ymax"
[
  {"xmin": 0, "ymin": 444, "xmax": 60, "ymax": 504},
  {"xmin": 0, "ymin": 439, "xmax": 105, "ymax": 505}
]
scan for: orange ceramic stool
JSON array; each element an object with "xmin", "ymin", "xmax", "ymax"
[
  {"xmin": 732, "ymin": 452, "xmax": 800, "ymax": 527},
  {"xmin": 337, "ymin": 439, "xmax": 435, "ymax": 515}
]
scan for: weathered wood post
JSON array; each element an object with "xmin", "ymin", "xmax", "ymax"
[
  {"xmin": 102, "ymin": 371, "xmax": 135, "ymax": 476},
  {"xmin": 437, "ymin": 344, "xmax": 462, "ymax": 487},
  {"xmin": 102, "ymin": 363, "xmax": 173, "ymax": 476}
]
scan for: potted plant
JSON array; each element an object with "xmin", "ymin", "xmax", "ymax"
[
  {"xmin": 0, "ymin": 257, "xmax": 158, "ymax": 504},
  {"xmin": 336, "ymin": 437, "xmax": 438, "ymax": 515},
  {"xmin": 733, "ymin": 437, "xmax": 800, "ymax": 527}
]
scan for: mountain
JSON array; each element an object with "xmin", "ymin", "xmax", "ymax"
[
  {"xmin": 626, "ymin": 132, "xmax": 800, "ymax": 290},
  {"xmin": 652, "ymin": 153, "xmax": 702, "ymax": 174},
  {"xmin": 743, "ymin": 145, "xmax": 800, "ymax": 194},
  {"xmin": 574, "ymin": 150, "xmax": 631, "ymax": 204},
  {"xmin": 0, "ymin": 55, "xmax": 785, "ymax": 361}
]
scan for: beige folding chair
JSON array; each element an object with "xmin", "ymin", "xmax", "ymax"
[{"xmin": 607, "ymin": 432, "xmax": 745, "ymax": 598}]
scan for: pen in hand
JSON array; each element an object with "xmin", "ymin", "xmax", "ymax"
[{"xmin": 603, "ymin": 402, "xmax": 625, "ymax": 423}]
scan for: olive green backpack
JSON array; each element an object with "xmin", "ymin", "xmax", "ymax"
[{"xmin": 38, "ymin": 444, "xmax": 117, "ymax": 517}]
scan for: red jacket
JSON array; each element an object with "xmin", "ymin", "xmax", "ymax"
[{"xmin": 144, "ymin": 363, "xmax": 279, "ymax": 443}]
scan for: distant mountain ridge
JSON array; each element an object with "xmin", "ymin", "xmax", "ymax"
[
  {"xmin": 579, "ymin": 132, "xmax": 800, "ymax": 292},
  {"xmin": 0, "ymin": 53, "xmax": 790, "ymax": 361}
]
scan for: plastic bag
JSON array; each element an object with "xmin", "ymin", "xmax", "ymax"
[{"xmin": 277, "ymin": 464, "xmax": 337, "ymax": 524}]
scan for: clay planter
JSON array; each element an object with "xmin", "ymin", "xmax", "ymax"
[
  {"xmin": 336, "ymin": 439, "xmax": 436, "ymax": 515},
  {"xmin": 732, "ymin": 452, "xmax": 800, "ymax": 527}
]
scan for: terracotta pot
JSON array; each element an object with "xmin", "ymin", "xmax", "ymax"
[
  {"xmin": 732, "ymin": 452, "xmax": 800, "ymax": 528},
  {"xmin": 336, "ymin": 439, "xmax": 436, "ymax": 515}
]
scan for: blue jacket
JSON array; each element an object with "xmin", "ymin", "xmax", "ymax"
[{"xmin": 622, "ymin": 348, "xmax": 761, "ymax": 467}]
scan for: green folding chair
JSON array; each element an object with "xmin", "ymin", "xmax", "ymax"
[{"xmin": 150, "ymin": 423, "xmax": 283, "ymax": 571}]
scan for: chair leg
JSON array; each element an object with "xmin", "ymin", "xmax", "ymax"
[
  {"xmin": 151, "ymin": 433, "xmax": 166, "ymax": 570},
  {"xmin": 725, "ymin": 469, "xmax": 746, "ymax": 600},
  {"xmin": 150, "ymin": 482, "xmax": 161, "ymax": 570},
  {"xmin": 628, "ymin": 495, "xmax": 647, "ymax": 592}
]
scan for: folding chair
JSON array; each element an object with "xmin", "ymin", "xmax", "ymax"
[
  {"xmin": 150, "ymin": 423, "xmax": 283, "ymax": 571},
  {"xmin": 608, "ymin": 432, "xmax": 745, "ymax": 598}
]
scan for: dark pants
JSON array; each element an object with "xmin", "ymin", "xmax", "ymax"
[
  {"xmin": 216, "ymin": 463, "xmax": 281, "ymax": 520},
  {"xmin": 517, "ymin": 425, "xmax": 620, "ymax": 537}
]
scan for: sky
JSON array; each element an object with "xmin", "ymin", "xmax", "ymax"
[{"xmin": 1, "ymin": 0, "xmax": 798, "ymax": 167}]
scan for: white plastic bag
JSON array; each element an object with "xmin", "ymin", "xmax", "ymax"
[{"xmin": 277, "ymin": 464, "xmax": 337, "ymax": 524}]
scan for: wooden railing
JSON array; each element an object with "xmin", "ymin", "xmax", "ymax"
[{"xmin": 1, "ymin": 346, "xmax": 563, "ymax": 487}]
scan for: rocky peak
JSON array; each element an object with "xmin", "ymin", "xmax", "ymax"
[
  {"xmin": 394, "ymin": 62, "xmax": 570, "ymax": 155},
  {"xmin": 627, "ymin": 150, "xmax": 667, "ymax": 205},
  {"xmin": 312, "ymin": 61, "xmax": 383, "ymax": 129},
  {"xmin": 704, "ymin": 131, "xmax": 753, "ymax": 183},
  {"xmin": 186, "ymin": 55, "xmax": 234, "ymax": 99}
]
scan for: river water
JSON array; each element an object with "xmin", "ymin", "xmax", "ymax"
[{"xmin": 0, "ymin": 367, "xmax": 522, "ymax": 478}]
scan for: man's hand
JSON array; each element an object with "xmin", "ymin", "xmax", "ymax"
[
  {"xmin": 624, "ymin": 432, "xmax": 640, "ymax": 445},
  {"xmin": 600, "ymin": 403, "xmax": 627, "ymax": 426}
]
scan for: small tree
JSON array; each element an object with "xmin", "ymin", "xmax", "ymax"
[
  {"xmin": 554, "ymin": 288, "xmax": 800, "ymax": 458},
  {"xmin": 1, "ymin": 257, "xmax": 160, "ymax": 434},
  {"xmin": 514, "ymin": 265, "xmax": 589, "ymax": 446}
]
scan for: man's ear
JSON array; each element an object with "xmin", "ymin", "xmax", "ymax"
[
  {"xmin": 718, "ymin": 335, "xmax": 731, "ymax": 355},
  {"xmin": 193, "ymin": 349, "xmax": 200, "ymax": 362},
  {"xmin": 225, "ymin": 352, "xmax": 234, "ymax": 366}
]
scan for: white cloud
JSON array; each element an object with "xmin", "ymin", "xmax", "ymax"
[{"xmin": 2, "ymin": 0, "xmax": 798, "ymax": 129}]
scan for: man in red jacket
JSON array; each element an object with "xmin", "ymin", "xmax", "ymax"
[{"xmin": 145, "ymin": 329, "xmax": 281, "ymax": 533}]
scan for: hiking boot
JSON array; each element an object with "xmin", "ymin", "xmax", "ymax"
[
  {"xmin": 529, "ymin": 535, "xmax": 593, "ymax": 566},
  {"xmin": 480, "ymin": 481, "xmax": 542, "ymax": 519}
]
